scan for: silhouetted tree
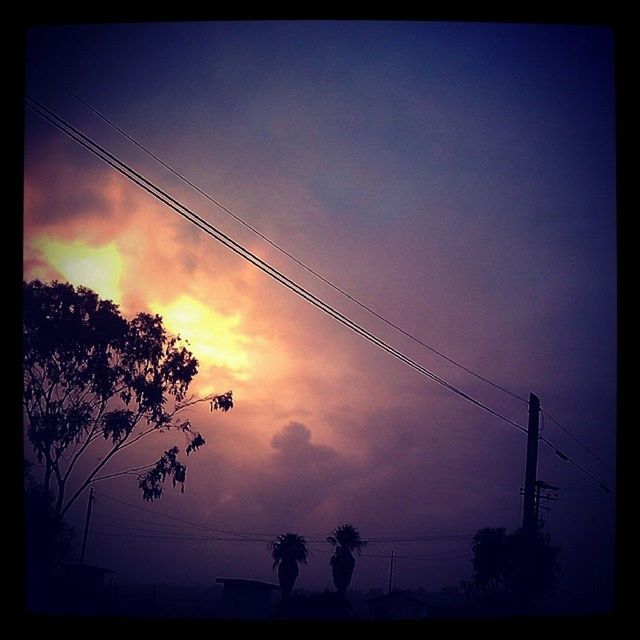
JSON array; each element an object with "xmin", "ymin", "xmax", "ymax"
[
  {"xmin": 23, "ymin": 280, "xmax": 233, "ymax": 538},
  {"xmin": 24, "ymin": 461, "xmax": 76, "ymax": 607},
  {"xmin": 471, "ymin": 527, "xmax": 511, "ymax": 594},
  {"xmin": 469, "ymin": 526, "xmax": 560, "ymax": 607},
  {"xmin": 24, "ymin": 460, "xmax": 75, "ymax": 582},
  {"xmin": 327, "ymin": 524, "xmax": 366, "ymax": 597},
  {"xmin": 271, "ymin": 533, "xmax": 309, "ymax": 599}
]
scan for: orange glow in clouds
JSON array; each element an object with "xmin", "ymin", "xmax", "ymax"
[
  {"xmin": 33, "ymin": 235, "xmax": 124, "ymax": 305},
  {"xmin": 150, "ymin": 295, "xmax": 252, "ymax": 382},
  {"xmin": 27, "ymin": 233, "xmax": 254, "ymax": 388}
]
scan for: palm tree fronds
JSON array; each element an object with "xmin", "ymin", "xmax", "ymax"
[
  {"xmin": 271, "ymin": 532, "xmax": 309, "ymax": 566},
  {"xmin": 327, "ymin": 524, "xmax": 366, "ymax": 554}
]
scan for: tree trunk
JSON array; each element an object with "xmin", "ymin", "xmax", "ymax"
[
  {"xmin": 278, "ymin": 560, "xmax": 299, "ymax": 599},
  {"xmin": 331, "ymin": 549, "xmax": 355, "ymax": 597}
]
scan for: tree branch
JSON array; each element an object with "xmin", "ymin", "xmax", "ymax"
[
  {"xmin": 24, "ymin": 367, "xmax": 47, "ymax": 417},
  {"xmin": 61, "ymin": 398, "xmax": 109, "ymax": 484},
  {"xmin": 116, "ymin": 428, "xmax": 156, "ymax": 452},
  {"xmin": 116, "ymin": 424, "xmax": 158, "ymax": 451},
  {"xmin": 173, "ymin": 394, "xmax": 216, "ymax": 414},
  {"xmin": 51, "ymin": 457, "xmax": 66, "ymax": 519},
  {"xmin": 60, "ymin": 406, "xmax": 146, "ymax": 517},
  {"xmin": 91, "ymin": 464, "xmax": 156, "ymax": 483},
  {"xmin": 43, "ymin": 457, "xmax": 52, "ymax": 497}
]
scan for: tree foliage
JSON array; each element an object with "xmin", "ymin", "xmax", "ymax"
[
  {"xmin": 271, "ymin": 533, "xmax": 309, "ymax": 598},
  {"xmin": 327, "ymin": 524, "xmax": 366, "ymax": 555},
  {"xmin": 327, "ymin": 524, "xmax": 366, "ymax": 596},
  {"xmin": 466, "ymin": 526, "xmax": 560, "ymax": 605},
  {"xmin": 23, "ymin": 280, "xmax": 233, "ymax": 524},
  {"xmin": 271, "ymin": 533, "xmax": 310, "ymax": 569},
  {"xmin": 24, "ymin": 462, "xmax": 75, "ymax": 571}
]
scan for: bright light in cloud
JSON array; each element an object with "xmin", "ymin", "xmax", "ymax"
[
  {"xmin": 33, "ymin": 236, "xmax": 123, "ymax": 305},
  {"xmin": 150, "ymin": 295, "xmax": 252, "ymax": 381}
]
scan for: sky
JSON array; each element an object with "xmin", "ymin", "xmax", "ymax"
[{"xmin": 23, "ymin": 21, "xmax": 617, "ymax": 612}]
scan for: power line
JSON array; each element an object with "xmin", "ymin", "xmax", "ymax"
[
  {"xmin": 95, "ymin": 492, "xmax": 473, "ymax": 544},
  {"xmin": 539, "ymin": 435, "xmax": 612, "ymax": 494},
  {"xmin": 68, "ymin": 508, "xmax": 475, "ymax": 543},
  {"xmin": 30, "ymin": 61, "xmax": 528, "ymax": 406},
  {"xmin": 291, "ymin": 546, "xmax": 469, "ymax": 562},
  {"xmin": 372, "ymin": 553, "xmax": 470, "ymax": 562},
  {"xmin": 83, "ymin": 531, "xmax": 471, "ymax": 562},
  {"xmin": 77, "ymin": 516, "xmax": 472, "ymax": 543},
  {"xmin": 69, "ymin": 514, "xmax": 473, "ymax": 545},
  {"xmin": 366, "ymin": 538, "xmax": 470, "ymax": 543},
  {"xmin": 86, "ymin": 531, "xmax": 222, "ymax": 542},
  {"xmin": 98, "ymin": 493, "xmax": 264, "ymax": 540},
  {"xmin": 26, "ymin": 96, "xmax": 614, "ymax": 493},
  {"xmin": 86, "ymin": 513, "xmax": 212, "ymax": 531},
  {"xmin": 540, "ymin": 408, "xmax": 611, "ymax": 469},
  {"xmin": 67, "ymin": 519, "xmax": 223, "ymax": 539},
  {"xmin": 26, "ymin": 95, "xmax": 529, "ymax": 440},
  {"xmin": 84, "ymin": 513, "xmax": 273, "ymax": 539}
]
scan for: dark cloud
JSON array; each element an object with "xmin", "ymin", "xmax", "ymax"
[
  {"xmin": 184, "ymin": 420, "xmax": 353, "ymax": 528},
  {"xmin": 24, "ymin": 135, "xmax": 114, "ymax": 226},
  {"xmin": 233, "ymin": 422, "xmax": 354, "ymax": 527},
  {"xmin": 271, "ymin": 421, "xmax": 332, "ymax": 457}
]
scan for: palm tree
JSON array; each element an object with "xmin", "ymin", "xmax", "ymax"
[
  {"xmin": 327, "ymin": 524, "xmax": 366, "ymax": 597},
  {"xmin": 271, "ymin": 532, "xmax": 309, "ymax": 599}
]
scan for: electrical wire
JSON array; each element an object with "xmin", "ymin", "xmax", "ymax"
[
  {"xmin": 83, "ymin": 531, "xmax": 471, "ymax": 562},
  {"xmin": 25, "ymin": 95, "xmax": 613, "ymax": 495},
  {"xmin": 26, "ymin": 95, "xmax": 529, "ymax": 439},
  {"xmin": 541, "ymin": 408, "xmax": 611, "ymax": 469},
  {"xmin": 539, "ymin": 436, "xmax": 612, "ymax": 494},
  {"xmin": 98, "ymin": 493, "xmax": 265, "ymax": 540},
  {"xmin": 94, "ymin": 493, "xmax": 474, "ymax": 544},
  {"xmin": 30, "ymin": 61, "xmax": 528, "ymax": 406}
]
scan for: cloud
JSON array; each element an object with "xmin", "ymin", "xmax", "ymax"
[
  {"xmin": 23, "ymin": 135, "xmax": 138, "ymax": 233},
  {"xmin": 269, "ymin": 422, "xmax": 346, "ymax": 474},
  {"xmin": 185, "ymin": 421, "xmax": 356, "ymax": 536},
  {"xmin": 245, "ymin": 422, "xmax": 355, "ymax": 526}
]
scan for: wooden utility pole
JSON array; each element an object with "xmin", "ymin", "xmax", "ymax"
[
  {"xmin": 80, "ymin": 488, "xmax": 96, "ymax": 565},
  {"xmin": 533, "ymin": 481, "xmax": 560, "ymax": 530},
  {"xmin": 522, "ymin": 394, "xmax": 540, "ymax": 540},
  {"xmin": 387, "ymin": 550, "xmax": 395, "ymax": 593},
  {"xmin": 521, "ymin": 393, "xmax": 540, "ymax": 606}
]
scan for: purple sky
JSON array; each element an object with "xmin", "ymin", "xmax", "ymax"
[{"xmin": 23, "ymin": 21, "xmax": 616, "ymax": 611}]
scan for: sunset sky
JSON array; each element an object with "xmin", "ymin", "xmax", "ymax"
[{"xmin": 24, "ymin": 21, "xmax": 616, "ymax": 611}]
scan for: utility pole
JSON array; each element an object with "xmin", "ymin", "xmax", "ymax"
[
  {"xmin": 387, "ymin": 550, "xmax": 395, "ymax": 593},
  {"xmin": 533, "ymin": 481, "xmax": 542, "ymax": 528},
  {"xmin": 80, "ymin": 488, "xmax": 96, "ymax": 566},
  {"xmin": 522, "ymin": 394, "xmax": 540, "ymax": 540},
  {"xmin": 533, "ymin": 481, "xmax": 560, "ymax": 530},
  {"xmin": 520, "ymin": 393, "xmax": 540, "ymax": 607},
  {"xmin": 520, "ymin": 480, "xmax": 560, "ymax": 529}
]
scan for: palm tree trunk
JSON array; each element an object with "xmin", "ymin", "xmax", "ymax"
[
  {"xmin": 278, "ymin": 560, "xmax": 299, "ymax": 599},
  {"xmin": 332, "ymin": 549, "xmax": 355, "ymax": 597}
]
